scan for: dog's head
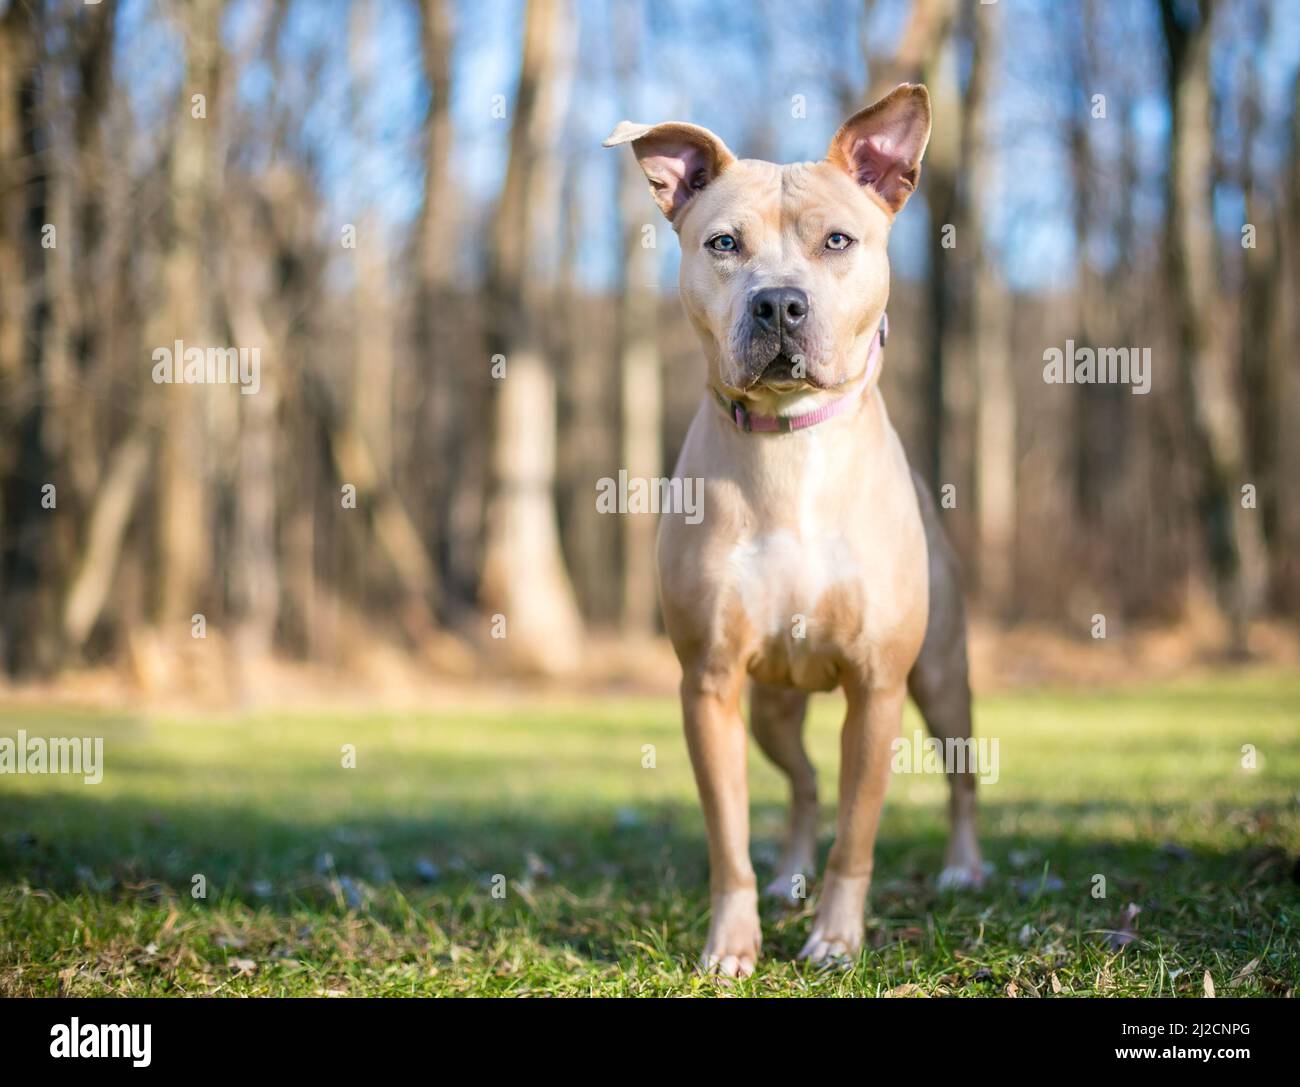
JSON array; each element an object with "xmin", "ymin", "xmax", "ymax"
[{"xmin": 605, "ymin": 85, "xmax": 930, "ymax": 400}]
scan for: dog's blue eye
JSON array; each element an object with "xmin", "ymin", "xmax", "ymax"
[
  {"xmin": 825, "ymin": 232, "xmax": 853, "ymax": 251},
  {"xmin": 707, "ymin": 234, "xmax": 737, "ymax": 252}
]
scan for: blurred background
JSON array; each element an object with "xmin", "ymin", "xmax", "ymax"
[{"xmin": 1, "ymin": 0, "xmax": 1298, "ymax": 699}]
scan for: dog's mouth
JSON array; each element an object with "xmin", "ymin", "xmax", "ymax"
[{"xmin": 755, "ymin": 352, "xmax": 807, "ymax": 388}]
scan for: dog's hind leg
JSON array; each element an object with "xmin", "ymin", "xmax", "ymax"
[
  {"xmin": 908, "ymin": 472, "xmax": 985, "ymax": 890},
  {"xmin": 909, "ymin": 640, "xmax": 984, "ymax": 889},
  {"xmin": 750, "ymin": 682, "xmax": 818, "ymax": 905}
]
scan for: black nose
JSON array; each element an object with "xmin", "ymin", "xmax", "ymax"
[{"xmin": 750, "ymin": 287, "xmax": 808, "ymax": 335}]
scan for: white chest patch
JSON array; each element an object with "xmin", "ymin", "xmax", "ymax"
[{"xmin": 725, "ymin": 528, "xmax": 861, "ymax": 636}]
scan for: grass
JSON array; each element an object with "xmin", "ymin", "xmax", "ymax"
[{"xmin": 1, "ymin": 672, "xmax": 1298, "ymax": 997}]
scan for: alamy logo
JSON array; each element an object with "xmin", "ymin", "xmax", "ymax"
[
  {"xmin": 890, "ymin": 730, "xmax": 1000, "ymax": 785},
  {"xmin": 595, "ymin": 470, "xmax": 704, "ymax": 525},
  {"xmin": 1042, "ymin": 340, "xmax": 1151, "ymax": 395},
  {"xmin": 50, "ymin": 1018, "xmax": 151, "ymax": 1067},
  {"xmin": 0, "ymin": 730, "xmax": 103, "ymax": 784},
  {"xmin": 151, "ymin": 340, "xmax": 261, "ymax": 395}
]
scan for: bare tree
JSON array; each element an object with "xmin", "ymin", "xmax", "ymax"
[
  {"xmin": 966, "ymin": 2, "xmax": 1014, "ymax": 613},
  {"xmin": 151, "ymin": 0, "xmax": 225, "ymax": 632},
  {"xmin": 1064, "ymin": 0, "xmax": 1132, "ymax": 611},
  {"xmin": 480, "ymin": 0, "xmax": 584, "ymax": 674},
  {"xmin": 0, "ymin": 0, "xmax": 55, "ymax": 672},
  {"xmin": 1160, "ymin": 0, "xmax": 1268, "ymax": 651},
  {"xmin": 615, "ymin": 0, "xmax": 662, "ymax": 637},
  {"xmin": 866, "ymin": 0, "xmax": 959, "ymax": 489},
  {"xmin": 1235, "ymin": 0, "xmax": 1283, "ymax": 605},
  {"xmin": 1280, "ymin": 69, "xmax": 1300, "ymax": 613},
  {"xmin": 414, "ymin": 0, "xmax": 461, "ymax": 608}
]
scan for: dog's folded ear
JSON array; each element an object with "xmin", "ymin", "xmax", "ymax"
[
  {"xmin": 826, "ymin": 84, "xmax": 932, "ymax": 214},
  {"xmin": 603, "ymin": 121, "xmax": 735, "ymax": 223}
]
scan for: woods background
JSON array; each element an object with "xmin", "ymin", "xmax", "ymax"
[{"xmin": 1, "ymin": 0, "xmax": 1298, "ymax": 694}]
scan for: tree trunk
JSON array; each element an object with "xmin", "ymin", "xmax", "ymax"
[
  {"xmin": 152, "ymin": 0, "xmax": 224, "ymax": 628},
  {"xmin": 221, "ymin": 209, "xmax": 282, "ymax": 677},
  {"xmin": 964, "ymin": 2, "xmax": 1014, "ymax": 614},
  {"xmin": 480, "ymin": 0, "xmax": 583, "ymax": 675},
  {"xmin": 416, "ymin": 0, "xmax": 455, "ymax": 296},
  {"xmin": 1236, "ymin": 2, "xmax": 1281, "ymax": 612},
  {"xmin": 615, "ymin": 0, "xmax": 662, "ymax": 638},
  {"xmin": 557, "ymin": 172, "xmax": 618, "ymax": 622},
  {"xmin": 617, "ymin": 164, "xmax": 663, "ymax": 637},
  {"xmin": 62, "ymin": 427, "xmax": 153, "ymax": 650},
  {"xmin": 867, "ymin": 0, "xmax": 959, "ymax": 490},
  {"xmin": 1280, "ymin": 72, "xmax": 1300, "ymax": 613},
  {"xmin": 1160, "ymin": 0, "xmax": 1268, "ymax": 652},
  {"xmin": 414, "ymin": 0, "xmax": 459, "ymax": 609},
  {"xmin": 0, "ymin": 0, "xmax": 58, "ymax": 673}
]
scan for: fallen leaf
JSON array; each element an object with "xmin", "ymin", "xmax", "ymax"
[
  {"xmin": 1106, "ymin": 903, "xmax": 1141, "ymax": 951},
  {"xmin": 1050, "ymin": 972, "xmax": 1062, "ymax": 994},
  {"xmin": 1228, "ymin": 959, "xmax": 1259, "ymax": 987},
  {"xmin": 1203, "ymin": 970, "xmax": 1215, "ymax": 998},
  {"xmin": 885, "ymin": 983, "xmax": 926, "ymax": 998}
]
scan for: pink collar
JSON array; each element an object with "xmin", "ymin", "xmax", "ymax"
[{"xmin": 712, "ymin": 313, "xmax": 888, "ymax": 433}]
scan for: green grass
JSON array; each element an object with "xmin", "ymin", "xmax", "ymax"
[{"xmin": 2, "ymin": 673, "xmax": 1298, "ymax": 996}]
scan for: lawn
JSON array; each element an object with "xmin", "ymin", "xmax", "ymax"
[{"xmin": 1, "ymin": 673, "xmax": 1297, "ymax": 996}]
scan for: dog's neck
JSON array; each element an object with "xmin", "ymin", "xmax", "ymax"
[
  {"xmin": 741, "ymin": 383, "xmax": 855, "ymax": 418},
  {"xmin": 737, "ymin": 377, "xmax": 873, "ymax": 421},
  {"xmin": 708, "ymin": 313, "xmax": 888, "ymax": 429},
  {"xmin": 705, "ymin": 384, "xmax": 893, "ymax": 529}
]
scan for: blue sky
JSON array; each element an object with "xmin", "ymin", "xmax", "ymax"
[{"xmin": 111, "ymin": 0, "xmax": 1300, "ymax": 294}]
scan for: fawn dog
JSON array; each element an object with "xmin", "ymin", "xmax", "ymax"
[{"xmin": 605, "ymin": 84, "xmax": 983, "ymax": 976}]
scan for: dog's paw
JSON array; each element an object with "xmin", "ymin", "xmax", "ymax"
[
  {"xmin": 699, "ymin": 889, "xmax": 762, "ymax": 979},
  {"xmin": 936, "ymin": 860, "xmax": 993, "ymax": 891},
  {"xmin": 762, "ymin": 869, "xmax": 813, "ymax": 909},
  {"xmin": 796, "ymin": 872, "xmax": 868, "ymax": 967},
  {"xmin": 796, "ymin": 930, "xmax": 860, "ymax": 969}
]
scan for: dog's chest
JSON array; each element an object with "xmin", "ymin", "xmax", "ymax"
[{"xmin": 723, "ymin": 528, "xmax": 865, "ymax": 690}]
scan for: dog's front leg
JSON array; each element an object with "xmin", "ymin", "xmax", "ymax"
[
  {"xmin": 799, "ymin": 681, "xmax": 904, "ymax": 965},
  {"xmin": 681, "ymin": 671, "xmax": 761, "ymax": 978}
]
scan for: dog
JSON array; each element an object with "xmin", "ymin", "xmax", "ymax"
[{"xmin": 605, "ymin": 84, "xmax": 984, "ymax": 977}]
